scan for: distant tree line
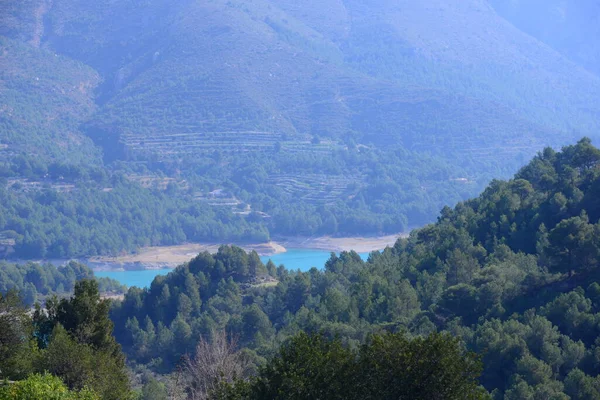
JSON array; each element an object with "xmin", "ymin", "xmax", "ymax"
[
  {"xmin": 0, "ymin": 132, "xmax": 477, "ymax": 260},
  {"xmin": 0, "ymin": 260, "xmax": 125, "ymax": 305}
]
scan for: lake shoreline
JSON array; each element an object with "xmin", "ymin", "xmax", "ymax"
[
  {"xmin": 87, "ymin": 233, "xmax": 406, "ymax": 271},
  {"xmin": 273, "ymin": 234, "xmax": 404, "ymax": 254}
]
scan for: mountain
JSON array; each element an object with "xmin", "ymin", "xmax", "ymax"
[
  {"xmin": 489, "ymin": 0, "xmax": 600, "ymax": 77},
  {"xmin": 1, "ymin": 0, "xmax": 600, "ymax": 257},
  {"xmin": 40, "ymin": 0, "xmax": 600, "ymax": 161}
]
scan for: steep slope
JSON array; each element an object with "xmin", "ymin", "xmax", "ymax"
[{"xmin": 337, "ymin": 0, "xmax": 600, "ymax": 132}]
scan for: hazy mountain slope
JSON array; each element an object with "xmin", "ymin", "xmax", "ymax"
[
  {"xmin": 3, "ymin": 0, "xmax": 599, "ymax": 164},
  {"xmin": 62, "ymin": 0, "xmax": 588, "ymax": 167},
  {"xmin": 0, "ymin": 0, "xmax": 45, "ymax": 46},
  {"xmin": 489, "ymin": 0, "xmax": 600, "ymax": 77},
  {"xmin": 1, "ymin": 0, "xmax": 595, "ymax": 162},
  {"xmin": 0, "ymin": 36, "xmax": 101, "ymax": 162},
  {"xmin": 337, "ymin": 0, "xmax": 600, "ymax": 133}
]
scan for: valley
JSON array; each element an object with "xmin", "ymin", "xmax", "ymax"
[
  {"xmin": 2, "ymin": 0, "xmax": 600, "ymax": 261},
  {"xmin": 3, "ymin": 1, "xmax": 600, "ymax": 399}
]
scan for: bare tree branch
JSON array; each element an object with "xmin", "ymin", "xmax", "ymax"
[{"xmin": 179, "ymin": 330, "xmax": 249, "ymax": 400}]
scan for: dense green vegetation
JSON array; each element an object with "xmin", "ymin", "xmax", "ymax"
[
  {"xmin": 216, "ymin": 332, "xmax": 488, "ymax": 400},
  {"xmin": 110, "ymin": 139, "xmax": 600, "ymax": 398},
  {"xmin": 3, "ymin": 0, "xmax": 600, "ymax": 394},
  {"xmin": 5, "ymin": 139, "xmax": 600, "ymax": 398},
  {"xmin": 0, "ymin": 280, "xmax": 133, "ymax": 399},
  {"xmin": 0, "ymin": 173, "xmax": 269, "ymax": 259},
  {"xmin": 0, "ymin": 260, "xmax": 125, "ymax": 305},
  {"xmin": 0, "ymin": 146, "xmax": 475, "ymax": 258},
  {"xmin": 0, "ymin": 286, "xmax": 486, "ymax": 400},
  {"xmin": 0, "ymin": 373, "xmax": 100, "ymax": 400}
]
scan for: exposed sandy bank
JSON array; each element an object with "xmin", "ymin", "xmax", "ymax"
[
  {"xmin": 274, "ymin": 234, "xmax": 405, "ymax": 253},
  {"xmin": 89, "ymin": 234, "xmax": 405, "ymax": 269},
  {"xmin": 89, "ymin": 241, "xmax": 286, "ymax": 268}
]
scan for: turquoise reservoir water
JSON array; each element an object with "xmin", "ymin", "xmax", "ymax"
[
  {"xmin": 95, "ymin": 269, "xmax": 173, "ymax": 289},
  {"xmin": 94, "ymin": 249, "xmax": 370, "ymax": 288},
  {"xmin": 261, "ymin": 249, "xmax": 369, "ymax": 271}
]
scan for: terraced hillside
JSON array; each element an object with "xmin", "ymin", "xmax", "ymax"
[
  {"xmin": 1, "ymin": 0, "xmax": 600, "ymax": 257},
  {"xmin": 121, "ymin": 132, "xmax": 284, "ymax": 159},
  {"xmin": 267, "ymin": 173, "xmax": 364, "ymax": 205},
  {"xmin": 3, "ymin": 0, "xmax": 597, "ymax": 165}
]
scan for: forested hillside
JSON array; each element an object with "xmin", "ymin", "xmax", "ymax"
[
  {"xmin": 51, "ymin": 0, "xmax": 599, "ymax": 164},
  {"xmin": 0, "ymin": 281, "xmax": 134, "ymax": 399},
  {"xmin": 1, "ymin": 282, "xmax": 487, "ymax": 400},
  {"xmin": 1, "ymin": 0, "xmax": 600, "ymax": 258},
  {"xmin": 111, "ymin": 140, "xmax": 600, "ymax": 398},
  {"xmin": 0, "ymin": 37, "xmax": 101, "ymax": 162},
  {"xmin": 5, "ymin": 1, "xmax": 600, "ymax": 397}
]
